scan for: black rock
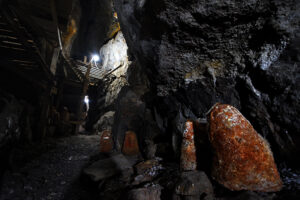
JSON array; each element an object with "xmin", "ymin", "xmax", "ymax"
[
  {"xmin": 174, "ymin": 171, "xmax": 214, "ymax": 199},
  {"xmin": 114, "ymin": 0, "xmax": 300, "ymax": 166}
]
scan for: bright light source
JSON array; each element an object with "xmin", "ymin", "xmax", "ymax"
[
  {"xmin": 91, "ymin": 55, "xmax": 100, "ymax": 62},
  {"xmin": 84, "ymin": 96, "xmax": 89, "ymax": 104}
]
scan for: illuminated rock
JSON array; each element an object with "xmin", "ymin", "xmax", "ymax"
[
  {"xmin": 122, "ymin": 131, "xmax": 140, "ymax": 155},
  {"xmin": 180, "ymin": 120, "xmax": 197, "ymax": 171},
  {"xmin": 99, "ymin": 130, "xmax": 113, "ymax": 153},
  {"xmin": 208, "ymin": 104, "xmax": 282, "ymax": 192},
  {"xmin": 99, "ymin": 31, "xmax": 128, "ymax": 71}
]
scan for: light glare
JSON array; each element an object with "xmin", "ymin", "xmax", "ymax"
[
  {"xmin": 84, "ymin": 96, "xmax": 89, "ymax": 104},
  {"xmin": 92, "ymin": 55, "xmax": 100, "ymax": 62}
]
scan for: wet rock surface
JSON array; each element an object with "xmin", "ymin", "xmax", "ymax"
[{"xmin": 208, "ymin": 104, "xmax": 282, "ymax": 192}]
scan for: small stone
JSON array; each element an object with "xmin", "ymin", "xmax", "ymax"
[
  {"xmin": 132, "ymin": 159, "xmax": 163, "ymax": 185},
  {"xmin": 208, "ymin": 104, "xmax": 283, "ymax": 192},
  {"xmin": 94, "ymin": 111, "xmax": 115, "ymax": 132},
  {"xmin": 135, "ymin": 160, "xmax": 159, "ymax": 175},
  {"xmin": 180, "ymin": 120, "xmax": 197, "ymax": 171},
  {"xmin": 175, "ymin": 171, "xmax": 214, "ymax": 198},
  {"xmin": 99, "ymin": 130, "xmax": 113, "ymax": 153},
  {"xmin": 128, "ymin": 185, "xmax": 162, "ymax": 200},
  {"xmin": 122, "ymin": 131, "xmax": 140, "ymax": 155},
  {"xmin": 83, "ymin": 154, "xmax": 133, "ymax": 182}
]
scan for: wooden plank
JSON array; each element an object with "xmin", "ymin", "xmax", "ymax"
[
  {"xmin": 0, "ymin": 28, "xmax": 12, "ymax": 33},
  {"xmin": 0, "ymin": 44, "xmax": 25, "ymax": 51},
  {"xmin": 0, "ymin": 34, "xmax": 17, "ymax": 40},
  {"xmin": 49, "ymin": 0, "xmax": 59, "ymax": 42},
  {"xmin": 50, "ymin": 47, "xmax": 60, "ymax": 75},
  {"xmin": 11, "ymin": 59, "xmax": 36, "ymax": 64},
  {"xmin": 18, "ymin": 63, "xmax": 38, "ymax": 68},
  {"xmin": 1, "ymin": 40, "xmax": 22, "ymax": 46}
]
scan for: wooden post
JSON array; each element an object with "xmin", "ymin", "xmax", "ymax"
[{"xmin": 50, "ymin": 47, "xmax": 60, "ymax": 75}]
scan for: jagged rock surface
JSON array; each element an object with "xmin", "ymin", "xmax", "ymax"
[
  {"xmin": 208, "ymin": 104, "xmax": 282, "ymax": 192},
  {"xmin": 114, "ymin": 0, "xmax": 300, "ymax": 166},
  {"xmin": 180, "ymin": 121, "xmax": 196, "ymax": 171},
  {"xmin": 174, "ymin": 171, "xmax": 214, "ymax": 200}
]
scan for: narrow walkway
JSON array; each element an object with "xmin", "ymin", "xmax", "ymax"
[{"xmin": 0, "ymin": 134, "xmax": 100, "ymax": 200}]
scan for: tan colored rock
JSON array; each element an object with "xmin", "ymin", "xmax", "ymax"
[
  {"xmin": 180, "ymin": 120, "xmax": 197, "ymax": 171},
  {"xmin": 208, "ymin": 103, "xmax": 282, "ymax": 192}
]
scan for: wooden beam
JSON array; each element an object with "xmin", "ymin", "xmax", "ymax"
[
  {"xmin": 0, "ymin": 44, "xmax": 25, "ymax": 51},
  {"xmin": 50, "ymin": 47, "xmax": 60, "ymax": 75},
  {"xmin": 0, "ymin": 34, "xmax": 18, "ymax": 40},
  {"xmin": 49, "ymin": 0, "xmax": 63, "ymax": 50}
]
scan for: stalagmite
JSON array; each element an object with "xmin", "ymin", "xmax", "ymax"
[
  {"xmin": 208, "ymin": 104, "xmax": 282, "ymax": 192},
  {"xmin": 99, "ymin": 130, "xmax": 113, "ymax": 153},
  {"xmin": 180, "ymin": 120, "xmax": 197, "ymax": 171},
  {"xmin": 122, "ymin": 131, "xmax": 140, "ymax": 155}
]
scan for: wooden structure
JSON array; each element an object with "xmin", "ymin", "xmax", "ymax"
[{"xmin": 0, "ymin": 1, "xmax": 112, "ymax": 135}]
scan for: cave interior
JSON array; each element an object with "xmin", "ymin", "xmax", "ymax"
[{"xmin": 0, "ymin": 0, "xmax": 299, "ymax": 199}]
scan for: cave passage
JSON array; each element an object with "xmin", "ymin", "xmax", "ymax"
[{"xmin": 0, "ymin": 0, "xmax": 300, "ymax": 200}]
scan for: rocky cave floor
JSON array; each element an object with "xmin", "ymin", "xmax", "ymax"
[
  {"xmin": 0, "ymin": 133, "xmax": 299, "ymax": 200},
  {"xmin": 0, "ymin": 134, "xmax": 101, "ymax": 200}
]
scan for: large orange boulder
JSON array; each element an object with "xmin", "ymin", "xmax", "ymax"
[
  {"xmin": 122, "ymin": 131, "xmax": 140, "ymax": 155},
  {"xmin": 100, "ymin": 130, "xmax": 113, "ymax": 153},
  {"xmin": 208, "ymin": 104, "xmax": 282, "ymax": 192},
  {"xmin": 180, "ymin": 120, "xmax": 197, "ymax": 171}
]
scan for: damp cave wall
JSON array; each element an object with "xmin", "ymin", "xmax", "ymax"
[
  {"xmin": 107, "ymin": 0, "xmax": 300, "ymax": 166},
  {"xmin": 71, "ymin": 0, "xmax": 114, "ymax": 59}
]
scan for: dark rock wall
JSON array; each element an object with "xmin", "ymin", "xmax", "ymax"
[
  {"xmin": 114, "ymin": 0, "xmax": 300, "ymax": 166},
  {"xmin": 71, "ymin": 0, "xmax": 113, "ymax": 59},
  {"xmin": 0, "ymin": 90, "xmax": 35, "ymax": 180}
]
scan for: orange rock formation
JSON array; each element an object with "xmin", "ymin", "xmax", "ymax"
[{"xmin": 208, "ymin": 104, "xmax": 282, "ymax": 192}]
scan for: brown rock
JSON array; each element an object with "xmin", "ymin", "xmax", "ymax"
[
  {"xmin": 180, "ymin": 120, "xmax": 197, "ymax": 171},
  {"xmin": 208, "ymin": 104, "xmax": 282, "ymax": 192},
  {"xmin": 122, "ymin": 131, "xmax": 140, "ymax": 155},
  {"xmin": 132, "ymin": 159, "xmax": 163, "ymax": 185},
  {"xmin": 135, "ymin": 159, "xmax": 159, "ymax": 175},
  {"xmin": 175, "ymin": 171, "xmax": 214, "ymax": 198},
  {"xmin": 128, "ymin": 185, "xmax": 162, "ymax": 200},
  {"xmin": 83, "ymin": 154, "xmax": 133, "ymax": 182},
  {"xmin": 99, "ymin": 130, "xmax": 113, "ymax": 153}
]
